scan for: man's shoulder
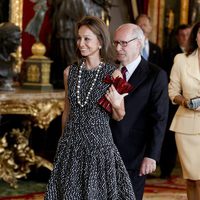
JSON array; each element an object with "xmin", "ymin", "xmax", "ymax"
[
  {"xmin": 147, "ymin": 60, "xmax": 166, "ymax": 75},
  {"xmin": 146, "ymin": 62, "xmax": 168, "ymax": 88},
  {"xmin": 149, "ymin": 41, "xmax": 161, "ymax": 51},
  {"xmin": 140, "ymin": 57, "xmax": 165, "ymax": 75},
  {"xmin": 166, "ymin": 46, "xmax": 183, "ymax": 58}
]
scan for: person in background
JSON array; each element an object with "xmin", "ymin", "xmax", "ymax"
[
  {"xmin": 160, "ymin": 24, "xmax": 191, "ymax": 179},
  {"xmin": 44, "ymin": 16, "xmax": 135, "ymax": 200},
  {"xmin": 168, "ymin": 21, "xmax": 200, "ymax": 200},
  {"xmin": 135, "ymin": 14, "xmax": 162, "ymax": 67},
  {"xmin": 110, "ymin": 23, "xmax": 169, "ymax": 200},
  {"xmin": 163, "ymin": 24, "xmax": 191, "ymax": 77}
]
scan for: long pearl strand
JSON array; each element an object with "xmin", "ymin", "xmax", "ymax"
[{"xmin": 76, "ymin": 61, "xmax": 103, "ymax": 107}]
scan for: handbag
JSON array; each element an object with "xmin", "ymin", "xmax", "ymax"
[{"xmin": 187, "ymin": 97, "xmax": 200, "ymax": 109}]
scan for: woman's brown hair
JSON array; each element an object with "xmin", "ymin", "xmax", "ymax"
[{"xmin": 186, "ymin": 21, "xmax": 200, "ymax": 56}]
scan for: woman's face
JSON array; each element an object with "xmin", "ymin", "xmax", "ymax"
[
  {"xmin": 77, "ymin": 25, "xmax": 101, "ymax": 59},
  {"xmin": 196, "ymin": 28, "xmax": 200, "ymax": 48}
]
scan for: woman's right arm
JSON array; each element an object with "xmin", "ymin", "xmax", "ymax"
[
  {"xmin": 168, "ymin": 54, "xmax": 188, "ymax": 107},
  {"xmin": 62, "ymin": 66, "xmax": 71, "ymax": 134}
]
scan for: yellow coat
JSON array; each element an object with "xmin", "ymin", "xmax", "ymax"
[{"xmin": 168, "ymin": 50, "xmax": 200, "ymax": 134}]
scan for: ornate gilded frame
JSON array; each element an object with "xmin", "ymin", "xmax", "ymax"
[{"xmin": 9, "ymin": 0, "xmax": 23, "ymax": 73}]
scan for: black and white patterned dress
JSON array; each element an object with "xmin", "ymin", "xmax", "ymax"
[{"xmin": 44, "ymin": 63, "xmax": 135, "ymax": 200}]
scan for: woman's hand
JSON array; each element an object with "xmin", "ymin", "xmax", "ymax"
[
  {"xmin": 105, "ymin": 85, "xmax": 128, "ymax": 109},
  {"xmin": 105, "ymin": 85, "xmax": 128, "ymax": 121}
]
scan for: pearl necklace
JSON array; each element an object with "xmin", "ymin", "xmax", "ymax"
[{"xmin": 76, "ymin": 61, "xmax": 103, "ymax": 107}]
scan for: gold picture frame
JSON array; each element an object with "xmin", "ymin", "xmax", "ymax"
[{"xmin": 9, "ymin": 0, "xmax": 23, "ymax": 73}]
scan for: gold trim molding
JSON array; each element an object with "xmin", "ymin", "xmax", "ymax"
[
  {"xmin": 9, "ymin": 0, "xmax": 23, "ymax": 73},
  {"xmin": 180, "ymin": 0, "xmax": 189, "ymax": 24},
  {"xmin": 0, "ymin": 89, "xmax": 65, "ymax": 129},
  {"xmin": 148, "ymin": 0, "xmax": 165, "ymax": 48},
  {"xmin": 9, "ymin": 0, "xmax": 23, "ymax": 28}
]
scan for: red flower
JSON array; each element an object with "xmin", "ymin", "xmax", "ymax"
[{"xmin": 98, "ymin": 75, "xmax": 133, "ymax": 113}]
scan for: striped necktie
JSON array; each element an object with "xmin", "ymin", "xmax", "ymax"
[{"xmin": 121, "ymin": 66, "xmax": 127, "ymax": 80}]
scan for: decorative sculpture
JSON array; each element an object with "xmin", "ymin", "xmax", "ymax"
[
  {"xmin": 24, "ymin": 0, "xmax": 48, "ymax": 42},
  {"xmin": 0, "ymin": 22, "xmax": 21, "ymax": 91},
  {"xmin": 0, "ymin": 128, "xmax": 53, "ymax": 188}
]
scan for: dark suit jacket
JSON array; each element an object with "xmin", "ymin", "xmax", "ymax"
[
  {"xmin": 163, "ymin": 45, "xmax": 183, "ymax": 78},
  {"xmin": 162, "ymin": 45, "xmax": 183, "ymax": 128},
  {"xmin": 148, "ymin": 41, "xmax": 162, "ymax": 67},
  {"xmin": 110, "ymin": 58, "xmax": 169, "ymax": 170}
]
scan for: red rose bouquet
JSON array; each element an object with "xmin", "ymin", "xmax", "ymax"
[{"xmin": 98, "ymin": 75, "xmax": 133, "ymax": 113}]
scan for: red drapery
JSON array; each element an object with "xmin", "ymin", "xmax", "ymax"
[{"xmin": 137, "ymin": 0, "xmax": 149, "ymax": 14}]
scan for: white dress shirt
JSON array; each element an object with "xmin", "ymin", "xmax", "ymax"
[{"xmin": 120, "ymin": 56, "xmax": 142, "ymax": 81}]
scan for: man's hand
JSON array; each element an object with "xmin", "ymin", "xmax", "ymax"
[{"xmin": 139, "ymin": 157, "xmax": 156, "ymax": 176}]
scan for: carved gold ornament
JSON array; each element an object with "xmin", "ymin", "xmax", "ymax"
[
  {"xmin": 0, "ymin": 129, "xmax": 53, "ymax": 188},
  {"xmin": 0, "ymin": 89, "xmax": 65, "ymax": 129}
]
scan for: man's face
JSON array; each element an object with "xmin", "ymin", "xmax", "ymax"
[
  {"xmin": 113, "ymin": 27, "xmax": 140, "ymax": 66},
  {"xmin": 136, "ymin": 17, "xmax": 152, "ymax": 38},
  {"xmin": 176, "ymin": 28, "xmax": 191, "ymax": 48}
]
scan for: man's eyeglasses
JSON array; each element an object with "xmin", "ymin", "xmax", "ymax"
[{"xmin": 113, "ymin": 37, "xmax": 137, "ymax": 47}]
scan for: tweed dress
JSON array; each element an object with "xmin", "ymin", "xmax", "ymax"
[{"xmin": 44, "ymin": 63, "xmax": 135, "ymax": 200}]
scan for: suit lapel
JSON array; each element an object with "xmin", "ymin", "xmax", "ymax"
[
  {"xmin": 148, "ymin": 41, "xmax": 156, "ymax": 60},
  {"xmin": 128, "ymin": 58, "xmax": 149, "ymax": 92}
]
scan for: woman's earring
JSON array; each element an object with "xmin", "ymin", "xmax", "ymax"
[{"xmin": 99, "ymin": 46, "xmax": 102, "ymax": 49}]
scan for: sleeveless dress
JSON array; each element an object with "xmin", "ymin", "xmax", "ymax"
[{"xmin": 44, "ymin": 63, "xmax": 135, "ymax": 200}]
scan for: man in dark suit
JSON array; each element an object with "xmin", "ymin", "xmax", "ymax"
[
  {"xmin": 110, "ymin": 23, "xmax": 169, "ymax": 200},
  {"xmin": 135, "ymin": 14, "xmax": 162, "ymax": 67},
  {"xmin": 159, "ymin": 24, "xmax": 191, "ymax": 179},
  {"xmin": 163, "ymin": 24, "xmax": 191, "ymax": 77}
]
